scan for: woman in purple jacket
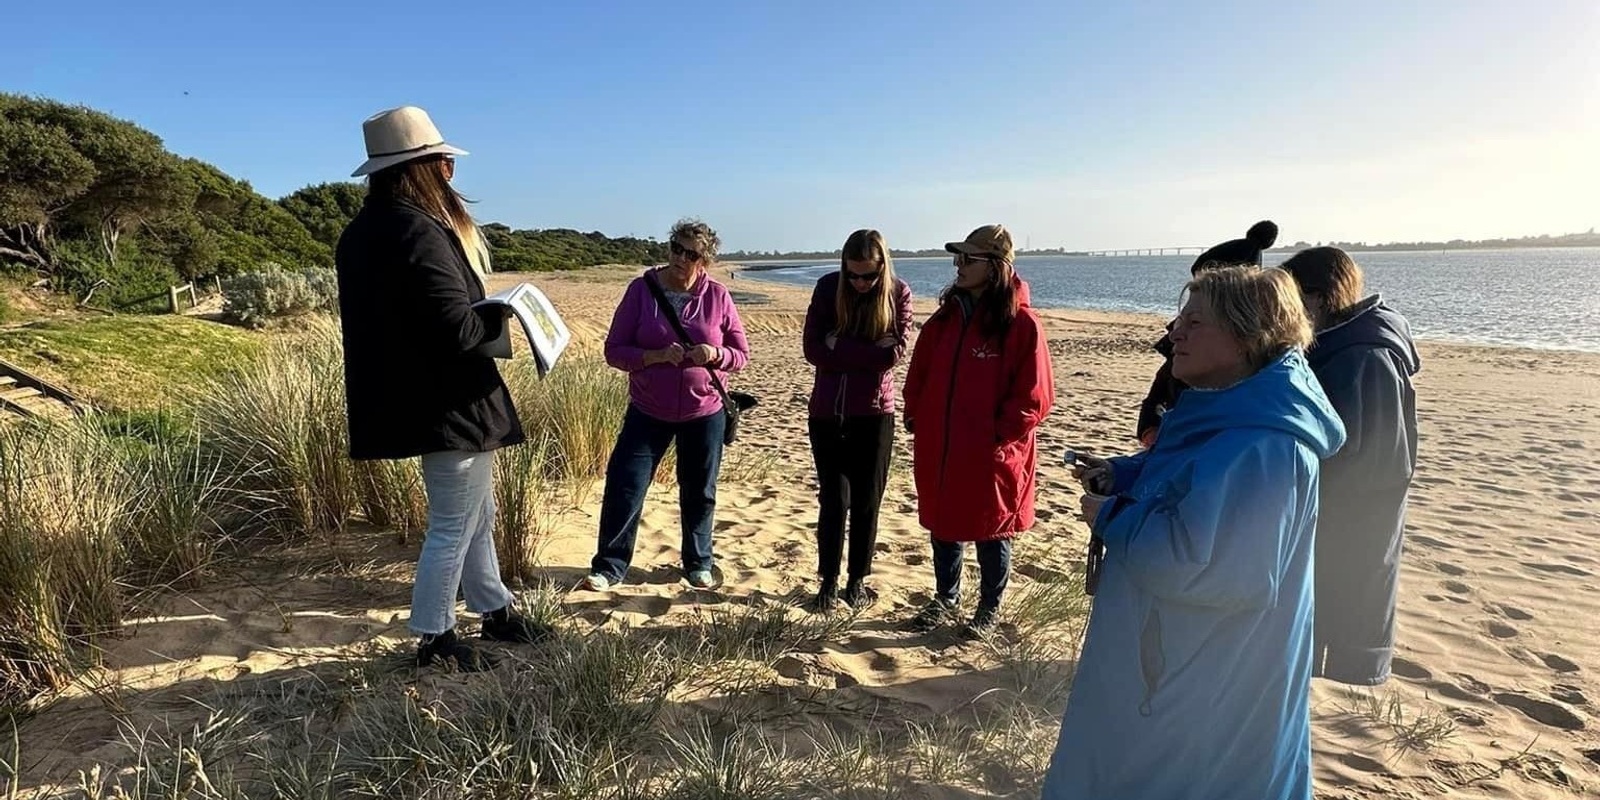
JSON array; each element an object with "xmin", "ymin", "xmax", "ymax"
[
  {"xmin": 583, "ymin": 219, "xmax": 750, "ymax": 591},
  {"xmin": 802, "ymin": 229, "xmax": 914, "ymax": 610}
]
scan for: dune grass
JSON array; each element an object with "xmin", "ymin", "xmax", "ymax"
[{"xmin": 43, "ymin": 578, "xmax": 1082, "ymax": 799}]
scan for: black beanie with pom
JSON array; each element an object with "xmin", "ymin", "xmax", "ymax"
[{"xmin": 1190, "ymin": 220, "xmax": 1278, "ymax": 273}]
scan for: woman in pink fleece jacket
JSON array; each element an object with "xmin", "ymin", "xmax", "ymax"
[{"xmin": 583, "ymin": 219, "xmax": 750, "ymax": 591}]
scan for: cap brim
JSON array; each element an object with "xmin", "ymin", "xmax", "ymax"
[
  {"xmin": 351, "ymin": 143, "xmax": 468, "ymax": 177},
  {"xmin": 945, "ymin": 241, "xmax": 985, "ymax": 255}
]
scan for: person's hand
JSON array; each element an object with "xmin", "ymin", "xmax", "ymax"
[
  {"xmin": 875, "ymin": 336, "xmax": 897, "ymax": 348},
  {"xmin": 1079, "ymin": 492, "xmax": 1109, "ymax": 524},
  {"xmin": 1072, "ymin": 455, "xmax": 1113, "ymax": 496},
  {"xmin": 825, "ymin": 334, "xmax": 838, "ymax": 349},
  {"xmin": 650, "ymin": 343, "xmax": 685, "ymax": 366},
  {"xmin": 686, "ymin": 343, "xmax": 718, "ymax": 366}
]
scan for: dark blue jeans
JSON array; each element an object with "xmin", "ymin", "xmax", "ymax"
[
  {"xmin": 931, "ymin": 537, "xmax": 1012, "ymax": 611},
  {"xmin": 591, "ymin": 405, "xmax": 725, "ymax": 582}
]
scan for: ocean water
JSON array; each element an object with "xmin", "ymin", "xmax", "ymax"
[{"xmin": 738, "ymin": 248, "xmax": 1600, "ymax": 353}]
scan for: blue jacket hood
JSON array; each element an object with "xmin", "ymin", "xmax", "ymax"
[{"xmin": 1161, "ymin": 349, "xmax": 1346, "ymax": 460}]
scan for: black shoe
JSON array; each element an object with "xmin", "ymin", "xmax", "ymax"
[
  {"xmin": 480, "ymin": 608, "xmax": 554, "ymax": 644},
  {"xmin": 417, "ymin": 629, "xmax": 498, "ymax": 672},
  {"xmin": 964, "ymin": 606, "xmax": 1000, "ymax": 637},
  {"xmin": 907, "ymin": 599, "xmax": 958, "ymax": 632},
  {"xmin": 841, "ymin": 578, "xmax": 875, "ymax": 609},
  {"xmin": 808, "ymin": 578, "xmax": 840, "ymax": 613}
]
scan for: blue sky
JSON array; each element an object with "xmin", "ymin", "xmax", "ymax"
[{"xmin": 6, "ymin": 0, "xmax": 1597, "ymax": 251}]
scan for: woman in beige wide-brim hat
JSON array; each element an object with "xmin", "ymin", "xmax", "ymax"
[{"xmin": 335, "ymin": 106, "xmax": 547, "ymax": 671}]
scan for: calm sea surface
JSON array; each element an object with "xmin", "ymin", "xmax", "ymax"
[{"xmin": 738, "ymin": 248, "xmax": 1600, "ymax": 353}]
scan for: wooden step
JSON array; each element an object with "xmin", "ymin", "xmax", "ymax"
[
  {"xmin": 0, "ymin": 376, "xmax": 15, "ymax": 389},
  {"xmin": 0, "ymin": 386, "xmax": 44, "ymax": 403}
]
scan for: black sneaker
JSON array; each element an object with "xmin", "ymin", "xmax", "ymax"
[
  {"xmin": 808, "ymin": 579, "xmax": 840, "ymax": 613},
  {"xmin": 417, "ymin": 629, "xmax": 498, "ymax": 672},
  {"xmin": 480, "ymin": 609, "xmax": 554, "ymax": 644},
  {"xmin": 907, "ymin": 599, "xmax": 958, "ymax": 632},
  {"xmin": 964, "ymin": 606, "xmax": 1000, "ymax": 637},
  {"xmin": 841, "ymin": 578, "xmax": 875, "ymax": 609}
]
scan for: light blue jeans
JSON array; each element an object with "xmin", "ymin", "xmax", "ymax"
[{"xmin": 411, "ymin": 450, "xmax": 515, "ymax": 635}]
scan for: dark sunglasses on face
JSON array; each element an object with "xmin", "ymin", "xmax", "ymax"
[
  {"xmin": 954, "ymin": 253, "xmax": 993, "ymax": 267},
  {"xmin": 845, "ymin": 268, "xmax": 881, "ymax": 284},
  {"xmin": 670, "ymin": 240, "xmax": 703, "ymax": 262}
]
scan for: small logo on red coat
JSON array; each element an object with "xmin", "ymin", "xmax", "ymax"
[{"xmin": 971, "ymin": 345, "xmax": 999, "ymax": 359}]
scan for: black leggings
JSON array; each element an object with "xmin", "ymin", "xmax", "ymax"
[{"xmin": 808, "ymin": 414, "xmax": 894, "ymax": 580}]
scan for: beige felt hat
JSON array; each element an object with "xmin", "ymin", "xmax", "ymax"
[{"xmin": 350, "ymin": 106, "xmax": 468, "ymax": 177}]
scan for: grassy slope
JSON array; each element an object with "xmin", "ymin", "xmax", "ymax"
[{"xmin": 0, "ymin": 315, "xmax": 262, "ymax": 409}]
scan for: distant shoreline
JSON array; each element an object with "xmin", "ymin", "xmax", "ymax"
[{"xmin": 729, "ymin": 243, "xmax": 1600, "ymax": 271}]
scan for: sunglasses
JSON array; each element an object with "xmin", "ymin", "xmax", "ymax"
[
  {"xmin": 845, "ymin": 269, "xmax": 881, "ymax": 284},
  {"xmin": 669, "ymin": 240, "xmax": 704, "ymax": 262},
  {"xmin": 954, "ymin": 253, "xmax": 994, "ymax": 267}
]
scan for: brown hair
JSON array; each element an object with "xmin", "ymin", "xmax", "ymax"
[
  {"xmin": 940, "ymin": 254, "xmax": 1020, "ymax": 341},
  {"xmin": 1279, "ymin": 247, "xmax": 1365, "ymax": 325},
  {"xmin": 670, "ymin": 218, "xmax": 721, "ymax": 262},
  {"xmin": 367, "ymin": 156, "xmax": 490, "ymax": 278},
  {"xmin": 835, "ymin": 229, "xmax": 896, "ymax": 340},
  {"xmin": 1184, "ymin": 266, "xmax": 1313, "ymax": 370}
]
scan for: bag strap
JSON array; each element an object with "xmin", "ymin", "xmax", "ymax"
[{"xmin": 643, "ymin": 270, "xmax": 734, "ymax": 407}]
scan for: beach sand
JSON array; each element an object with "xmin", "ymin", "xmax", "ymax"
[{"xmin": 14, "ymin": 264, "xmax": 1600, "ymax": 797}]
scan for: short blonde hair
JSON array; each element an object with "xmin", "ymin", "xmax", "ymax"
[
  {"xmin": 670, "ymin": 218, "xmax": 720, "ymax": 262},
  {"xmin": 1185, "ymin": 266, "xmax": 1313, "ymax": 370}
]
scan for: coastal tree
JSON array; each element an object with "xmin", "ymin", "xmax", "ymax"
[{"xmin": 279, "ymin": 182, "xmax": 367, "ymax": 249}]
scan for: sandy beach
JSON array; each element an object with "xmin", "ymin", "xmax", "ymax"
[{"xmin": 14, "ymin": 264, "xmax": 1600, "ymax": 798}]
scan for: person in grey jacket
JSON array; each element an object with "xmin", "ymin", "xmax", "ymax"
[{"xmin": 1281, "ymin": 247, "xmax": 1421, "ymax": 685}]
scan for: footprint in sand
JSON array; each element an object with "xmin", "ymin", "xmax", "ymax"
[
  {"xmin": 1338, "ymin": 753, "xmax": 1393, "ymax": 775},
  {"xmin": 1449, "ymin": 709, "xmax": 1488, "ymax": 728},
  {"xmin": 1442, "ymin": 580, "xmax": 1472, "ymax": 595},
  {"xmin": 1435, "ymin": 561, "xmax": 1467, "ymax": 577},
  {"xmin": 1424, "ymin": 594, "xmax": 1449, "ymax": 603},
  {"xmin": 1528, "ymin": 562, "xmax": 1593, "ymax": 577},
  {"xmin": 1431, "ymin": 680, "xmax": 1480, "ymax": 703},
  {"xmin": 1411, "ymin": 535, "xmax": 1455, "ymax": 551},
  {"xmin": 1551, "ymin": 685, "xmax": 1589, "ymax": 706},
  {"xmin": 1453, "ymin": 673, "xmax": 1493, "ymax": 695},
  {"xmin": 1492, "ymin": 692, "xmax": 1586, "ymax": 731},
  {"xmin": 1390, "ymin": 656, "xmax": 1432, "ymax": 681},
  {"xmin": 1496, "ymin": 604, "xmax": 1534, "ymax": 621},
  {"xmin": 1486, "ymin": 621, "xmax": 1519, "ymax": 639},
  {"xmin": 1584, "ymin": 749, "xmax": 1600, "ymax": 766}
]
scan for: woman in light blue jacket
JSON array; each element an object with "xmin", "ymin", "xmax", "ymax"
[{"xmin": 1042, "ymin": 266, "xmax": 1346, "ymax": 800}]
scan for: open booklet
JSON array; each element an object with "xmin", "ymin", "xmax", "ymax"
[{"xmin": 471, "ymin": 283, "xmax": 572, "ymax": 378}]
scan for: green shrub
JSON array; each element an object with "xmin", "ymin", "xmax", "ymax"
[{"xmin": 221, "ymin": 266, "xmax": 338, "ymax": 328}]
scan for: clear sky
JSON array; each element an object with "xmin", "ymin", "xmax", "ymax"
[{"xmin": 6, "ymin": 0, "xmax": 1597, "ymax": 252}]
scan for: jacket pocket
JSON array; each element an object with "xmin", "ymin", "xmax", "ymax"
[{"xmin": 1138, "ymin": 607, "xmax": 1165, "ymax": 716}]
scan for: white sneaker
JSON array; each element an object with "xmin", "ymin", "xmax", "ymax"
[{"xmin": 581, "ymin": 573, "xmax": 613, "ymax": 591}]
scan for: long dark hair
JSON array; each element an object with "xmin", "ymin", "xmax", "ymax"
[
  {"xmin": 940, "ymin": 256, "xmax": 1019, "ymax": 341},
  {"xmin": 366, "ymin": 156, "xmax": 489, "ymax": 275}
]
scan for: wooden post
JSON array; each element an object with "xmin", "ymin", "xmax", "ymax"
[{"xmin": 169, "ymin": 285, "xmax": 180, "ymax": 314}]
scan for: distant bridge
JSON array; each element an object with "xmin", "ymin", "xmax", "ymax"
[{"xmin": 1084, "ymin": 246, "xmax": 1207, "ymax": 257}]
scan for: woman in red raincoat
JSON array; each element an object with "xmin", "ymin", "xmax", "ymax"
[{"xmin": 902, "ymin": 224, "xmax": 1055, "ymax": 635}]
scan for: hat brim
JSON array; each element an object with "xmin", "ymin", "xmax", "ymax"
[
  {"xmin": 945, "ymin": 241, "xmax": 987, "ymax": 255},
  {"xmin": 351, "ymin": 143, "xmax": 468, "ymax": 177}
]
